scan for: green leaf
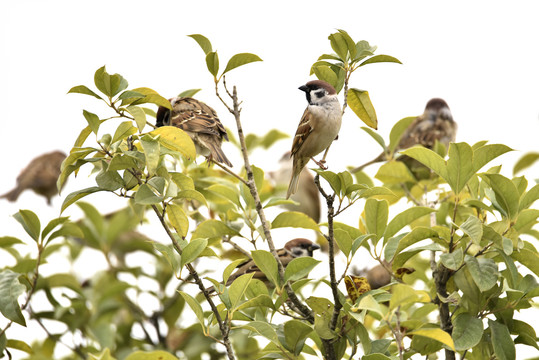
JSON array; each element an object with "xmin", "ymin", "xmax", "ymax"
[
  {"xmin": 483, "ymin": 173, "xmax": 520, "ymax": 220},
  {"xmin": 284, "ymin": 257, "xmax": 320, "ymax": 282},
  {"xmin": 0, "ymin": 236, "xmax": 24, "ymax": 248},
  {"xmin": 126, "ymin": 105, "xmax": 147, "ymax": 132},
  {"xmin": 361, "ymin": 126, "xmax": 386, "ymax": 149},
  {"xmin": 359, "ymin": 54, "xmax": 402, "ymax": 66},
  {"xmin": 334, "ymin": 228, "xmax": 353, "ymax": 257},
  {"xmin": 13, "ymin": 210, "xmax": 40, "ymax": 243},
  {"xmin": 283, "ymin": 320, "xmax": 313, "ymax": 356},
  {"xmin": 384, "ymin": 207, "xmax": 435, "ymax": 240},
  {"xmin": 328, "ymin": 32, "xmax": 349, "ymax": 60},
  {"xmin": 241, "ymin": 321, "xmax": 279, "ymax": 344},
  {"xmin": 446, "ymin": 142, "xmax": 474, "ymax": 194},
  {"xmin": 188, "ymin": 34, "xmax": 213, "ymax": 55},
  {"xmin": 459, "ymin": 216, "xmax": 483, "ymax": 244},
  {"xmin": 149, "ymin": 126, "xmax": 196, "ymax": 160},
  {"xmin": 68, "ymin": 85, "xmax": 103, "ymax": 100},
  {"xmin": 125, "ymin": 350, "xmax": 178, "ymax": 360},
  {"xmin": 375, "ymin": 161, "xmax": 416, "ymax": 184},
  {"xmin": 111, "ymin": 121, "xmax": 137, "ymax": 144},
  {"xmin": 153, "ymin": 243, "xmax": 179, "ymax": 273},
  {"xmin": 440, "ymin": 248, "xmax": 463, "ymax": 270},
  {"xmin": 410, "ymin": 328, "xmax": 455, "ymax": 352},
  {"xmin": 129, "ymin": 87, "xmax": 172, "ymax": 109},
  {"xmin": 236, "ymin": 294, "xmax": 274, "ymax": 311},
  {"xmin": 178, "ymin": 89, "xmax": 202, "ymax": 98},
  {"xmin": 364, "ymin": 199, "xmax": 388, "ymax": 241},
  {"xmin": 401, "ymin": 146, "xmax": 448, "ymax": 180},
  {"xmin": 223, "ymin": 53, "xmax": 262, "ymax": 74},
  {"xmin": 520, "ymin": 184, "xmax": 539, "ymax": 211},
  {"xmin": 314, "ymin": 169, "xmax": 341, "ymax": 194},
  {"xmin": 312, "ymin": 65, "xmax": 339, "ymax": 90},
  {"xmin": 271, "ymin": 211, "xmax": 320, "ymax": 232},
  {"xmin": 357, "ymin": 294, "xmax": 385, "ymax": 317},
  {"xmin": 464, "ymin": 255, "xmax": 498, "ymax": 292},
  {"xmin": 83, "ymin": 110, "xmax": 101, "ymax": 135},
  {"xmin": 179, "ymin": 291, "xmax": 205, "ymax": 327},
  {"xmin": 347, "ymin": 88, "xmax": 378, "ymax": 129},
  {"xmin": 489, "ymin": 319, "xmax": 516, "ymax": 360},
  {"xmin": 93, "ymin": 66, "xmax": 127, "ymax": 98},
  {"xmin": 511, "ymin": 248, "xmax": 539, "ymax": 276},
  {"xmin": 140, "ymin": 135, "xmax": 160, "ymax": 177},
  {"xmin": 0, "ymin": 270, "xmax": 26, "ymax": 326},
  {"xmin": 389, "ymin": 284, "xmax": 419, "ymax": 310},
  {"xmin": 251, "ymin": 250, "xmax": 279, "ymax": 286},
  {"xmin": 513, "ymin": 152, "xmax": 539, "ymax": 175},
  {"xmin": 180, "ymin": 238, "xmax": 208, "ymax": 268},
  {"xmin": 6, "ymin": 339, "xmax": 33, "ymax": 354},
  {"xmin": 229, "ymin": 273, "xmax": 254, "ymax": 309},
  {"xmin": 452, "ymin": 313, "xmax": 483, "ymax": 350},
  {"xmin": 134, "ymin": 184, "xmax": 163, "ymax": 205},
  {"xmin": 96, "ymin": 170, "xmax": 124, "ymax": 191},
  {"xmin": 389, "ymin": 116, "xmax": 417, "ymax": 153},
  {"xmin": 472, "ymin": 143, "xmax": 512, "ymax": 173},
  {"xmin": 166, "ymin": 204, "xmax": 189, "ymax": 237},
  {"xmin": 206, "ymin": 51, "xmax": 219, "ymax": 77},
  {"xmin": 192, "ymin": 219, "xmax": 240, "ymax": 240}
]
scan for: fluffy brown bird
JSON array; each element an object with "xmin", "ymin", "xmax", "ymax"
[
  {"xmin": 353, "ymin": 98, "xmax": 456, "ymax": 172},
  {"xmin": 209, "ymin": 238, "xmax": 320, "ymax": 293},
  {"xmin": 270, "ymin": 152, "xmax": 321, "ymax": 223},
  {"xmin": 0, "ymin": 150, "xmax": 66, "ymax": 205},
  {"xmin": 287, "ymin": 80, "xmax": 342, "ymax": 199},
  {"xmin": 156, "ymin": 97, "xmax": 232, "ymax": 167}
]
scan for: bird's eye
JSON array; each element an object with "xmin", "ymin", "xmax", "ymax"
[
  {"xmin": 313, "ymin": 90, "xmax": 325, "ymax": 99},
  {"xmin": 163, "ymin": 111, "xmax": 170, "ymax": 125}
]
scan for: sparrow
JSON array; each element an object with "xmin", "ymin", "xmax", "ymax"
[
  {"xmin": 0, "ymin": 150, "xmax": 66, "ymax": 205},
  {"xmin": 270, "ymin": 152, "xmax": 321, "ymax": 223},
  {"xmin": 287, "ymin": 80, "xmax": 342, "ymax": 199},
  {"xmin": 352, "ymin": 98, "xmax": 457, "ymax": 172},
  {"xmin": 156, "ymin": 97, "xmax": 233, "ymax": 167},
  {"xmin": 208, "ymin": 238, "xmax": 320, "ymax": 293},
  {"xmin": 353, "ymin": 261, "xmax": 393, "ymax": 289}
]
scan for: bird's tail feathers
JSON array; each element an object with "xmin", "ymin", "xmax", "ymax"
[
  {"xmin": 207, "ymin": 145, "xmax": 233, "ymax": 167},
  {"xmin": 0, "ymin": 187, "xmax": 22, "ymax": 202},
  {"xmin": 286, "ymin": 171, "xmax": 301, "ymax": 199}
]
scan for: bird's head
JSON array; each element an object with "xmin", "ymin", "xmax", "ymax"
[
  {"xmin": 284, "ymin": 238, "xmax": 320, "ymax": 258},
  {"xmin": 155, "ymin": 97, "xmax": 176, "ymax": 127},
  {"xmin": 424, "ymin": 98, "xmax": 453, "ymax": 122},
  {"xmin": 299, "ymin": 80, "xmax": 337, "ymax": 105}
]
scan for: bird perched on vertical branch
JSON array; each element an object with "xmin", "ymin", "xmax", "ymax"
[
  {"xmin": 352, "ymin": 98, "xmax": 457, "ymax": 172},
  {"xmin": 207, "ymin": 238, "xmax": 320, "ymax": 293},
  {"xmin": 287, "ymin": 80, "xmax": 342, "ymax": 199},
  {"xmin": 1, "ymin": 150, "xmax": 67, "ymax": 205},
  {"xmin": 156, "ymin": 97, "xmax": 233, "ymax": 167}
]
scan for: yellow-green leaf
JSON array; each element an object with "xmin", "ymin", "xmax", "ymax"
[
  {"xmin": 347, "ymin": 88, "xmax": 377, "ymax": 129},
  {"xmin": 149, "ymin": 126, "xmax": 196, "ymax": 160},
  {"xmin": 410, "ymin": 328, "xmax": 455, "ymax": 351}
]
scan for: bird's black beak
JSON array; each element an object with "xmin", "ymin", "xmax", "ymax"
[
  {"xmin": 298, "ymin": 85, "xmax": 309, "ymax": 92},
  {"xmin": 311, "ymin": 243, "xmax": 321, "ymax": 251}
]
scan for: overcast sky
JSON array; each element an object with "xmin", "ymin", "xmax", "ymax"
[{"xmin": 2, "ymin": 1, "xmax": 539, "ymax": 355}]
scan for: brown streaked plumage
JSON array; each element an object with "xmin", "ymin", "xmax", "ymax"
[
  {"xmin": 287, "ymin": 80, "xmax": 342, "ymax": 199},
  {"xmin": 0, "ymin": 150, "xmax": 67, "ymax": 205},
  {"xmin": 352, "ymin": 98, "xmax": 457, "ymax": 173},
  {"xmin": 156, "ymin": 97, "xmax": 232, "ymax": 167},
  {"xmin": 208, "ymin": 238, "xmax": 320, "ymax": 293}
]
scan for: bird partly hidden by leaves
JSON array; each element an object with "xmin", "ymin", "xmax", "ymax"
[
  {"xmin": 0, "ymin": 150, "xmax": 66, "ymax": 205},
  {"xmin": 270, "ymin": 152, "xmax": 321, "ymax": 223},
  {"xmin": 156, "ymin": 97, "xmax": 233, "ymax": 167},
  {"xmin": 207, "ymin": 238, "xmax": 320, "ymax": 294},
  {"xmin": 287, "ymin": 80, "xmax": 342, "ymax": 199},
  {"xmin": 352, "ymin": 98, "xmax": 457, "ymax": 173}
]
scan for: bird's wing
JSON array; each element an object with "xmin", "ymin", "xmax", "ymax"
[
  {"xmin": 170, "ymin": 98, "xmax": 228, "ymax": 139},
  {"xmin": 290, "ymin": 108, "xmax": 314, "ymax": 156}
]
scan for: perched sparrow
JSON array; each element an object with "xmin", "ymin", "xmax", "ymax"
[
  {"xmin": 353, "ymin": 98, "xmax": 457, "ymax": 172},
  {"xmin": 287, "ymin": 80, "xmax": 342, "ymax": 199},
  {"xmin": 354, "ymin": 261, "xmax": 393, "ymax": 289},
  {"xmin": 270, "ymin": 152, "xmax": 321, "ymax": 223},
  {"xmin": 209, "ymin": 238, "xmax": 320, "ymax": 293},
  {"xmin": 156, "ymin": 97, "xmax": 233, "ymax": 167},
  {"xmin": 0, "ymin": 150, "xmax": 66, "ymax": 205}
]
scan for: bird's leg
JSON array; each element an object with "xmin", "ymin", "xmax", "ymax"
[{"xmin": 311, "ymin": 156, "xmax": 328, "ymax": 170}]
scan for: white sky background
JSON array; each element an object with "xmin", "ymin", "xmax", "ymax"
[{"xmin": 2, "ymin": 0, "xmax": 539, "ymax": 358}]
